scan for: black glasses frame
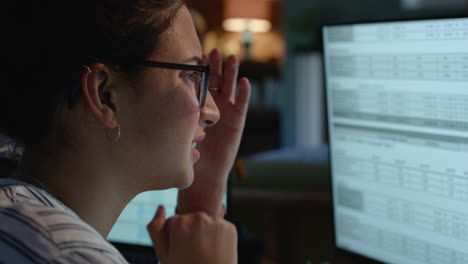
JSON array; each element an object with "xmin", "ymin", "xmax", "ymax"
[{"xmin": 138, "ymin": 60, "xmax": 211, "ymax": 108}]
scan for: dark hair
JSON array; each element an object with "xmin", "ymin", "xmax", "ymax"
[{"xmin": 0, "ymin": 0, "xmax": 184, "ymax": 154}]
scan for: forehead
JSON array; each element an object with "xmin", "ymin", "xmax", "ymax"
[{"xmin": 150, "ymin": 5, "xmax": 202, "ymax": 64}]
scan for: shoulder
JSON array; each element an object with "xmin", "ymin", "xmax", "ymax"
[{"xmin": 0, "ymin": 179, "xmax": 128, "ymax": 263}]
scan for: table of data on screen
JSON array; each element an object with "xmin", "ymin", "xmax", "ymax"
[
  {"xmin": 107, "ymin": 189, "xmax": 228, "ymax": 246},
  {"xmin": 324, "ymin": 18, "xmax": 468, "ymax": 264},
  {"xmin": 107, "ymin": 189, "xmax": 178, "ymax": 246}
]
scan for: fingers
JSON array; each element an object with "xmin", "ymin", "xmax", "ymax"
[
  {"xmin": 208, "ymin": 49, "xmax": 222, "ymax": 90},
  {"xmin": 235, "ymin": 77, "xmax": 251, "ymax": 115},
  {"xmin": 222, "ymin": 55, "xmax": 239, "ymax": 103},
  {"xmin": 147, "ymin": 205, "xmax": 168, "ymax": 260},
  {"xmin": 151, "ymin": 212, "xmax": 238, "ymax": 264},
  {"xmin": 207, "ymin": 48, "xmax": 245, "ymax": 105}
]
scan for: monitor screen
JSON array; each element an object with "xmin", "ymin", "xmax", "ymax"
[
  {"xmin": 323, "ymin": 18, "xmax": 468, "ymax": 264},
  {"xmin": 108, "ymin": 189, "xmax": 227, "ymax": 246}
]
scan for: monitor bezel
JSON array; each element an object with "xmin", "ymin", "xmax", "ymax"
[{"xmin": 322, "ymin": 13, "xmax": 468, "ymax": 264}]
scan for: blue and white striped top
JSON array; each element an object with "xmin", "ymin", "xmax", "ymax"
[{"xmin": 0, "ymin": 176, "xmax": 129, "ymax": 263}]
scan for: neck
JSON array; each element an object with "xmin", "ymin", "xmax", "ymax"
[{"xmin": 20, "ymin": 147, "xmax": 136, "ymax": 238}]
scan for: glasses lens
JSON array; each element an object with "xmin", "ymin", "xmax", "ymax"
[{"xmin": 199, "ymin": 72, "xmax": 208, "ymax": 108}]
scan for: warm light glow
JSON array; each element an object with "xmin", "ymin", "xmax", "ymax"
[{"xmin": 223, "ymin": 18, "xmax": 272, "ymax": 33}]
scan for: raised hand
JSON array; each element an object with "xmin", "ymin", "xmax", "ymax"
[{"xmin": 177, "ymin": 49, "xmax": 251, "ymax": 216}]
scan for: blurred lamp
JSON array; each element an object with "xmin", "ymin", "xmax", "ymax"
[
  {"xmin": 223, "ymin": 19, "xmax": 271, "ymax": 33},
  {"xmin": 223, "ymin": 0, "xmax": 272, "ymax": 59}
]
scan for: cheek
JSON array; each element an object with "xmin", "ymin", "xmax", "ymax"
[
  {"xmin": 131, "ymin": 81, "xmax": 200, "ymax": 142},
  {"xmin": 155, "ymin": 85, "xmax": 200, "ymax": 139},
  {"xmin": 176, "ymin": 84, "xmax": 201, "ymax": 120},
  {"xmin": 182, "ymin": 91, "xmax": 201, "ymax": 128},
  {"xmin": 186, "ymin": 89, "xmax": 199, "ymax": 107}
]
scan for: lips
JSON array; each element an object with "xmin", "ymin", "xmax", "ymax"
[
  {"xmin": 192, "ymin": 134, "xmax": 206, "ymax": 147},
  {"xmin": 192, "ymin": 148, "xmax": 201, "ymax": 161},
  {"xmin": 191, "ymin": 134, "xmax": 205, "ymax": 162}
]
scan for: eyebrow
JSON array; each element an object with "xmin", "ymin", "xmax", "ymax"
[{"xmin": 183, "ymin": 56, "xmax": 203, "ymax": 65}]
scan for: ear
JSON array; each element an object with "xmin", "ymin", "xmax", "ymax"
[{"xmin": 81, "ymin": 63, "xmax": 119, "ymax": 129}]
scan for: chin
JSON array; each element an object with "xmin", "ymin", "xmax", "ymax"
[
  {"xmin": 143, "ymin": 165, "xmax": 194, "ymax": 191},
  {"xmin": 174, "ymin": 168, "xmax": 195, "ymax": 190},
  {"xmin": 176, "ymin": 180, "xmax": 193, "ymax": 190}
]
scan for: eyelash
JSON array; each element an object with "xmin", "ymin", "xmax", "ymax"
[
  {"xmin": 186, "ymin": 72, "xmax": 197, "ymax": 80},
  {"xmin": 184, "ymin": 71, "xmax": 199, "ymax": 84}
]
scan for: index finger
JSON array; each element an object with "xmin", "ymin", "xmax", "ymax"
[
  {"xmin": 208, "ymin": 49, "xmax": 222, "ymax": 90},
  {"xmin": 222, "ymin": 55, "xmax": 239, "ymax": 103}
]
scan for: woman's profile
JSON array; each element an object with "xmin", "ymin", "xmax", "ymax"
[{"xmin": 0, "ymin": 0, "xmax": 251, "ymax": 263}]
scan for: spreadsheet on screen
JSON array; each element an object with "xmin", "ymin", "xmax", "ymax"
[
  {"xmin": 324, "ymin": 17, "xmax": 468, "ymax": 264},
  {"xmin": 108, "ymin": 189, "xmax": 227, "ymax": 246}
]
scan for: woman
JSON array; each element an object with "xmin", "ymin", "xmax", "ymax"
[{"xmin": 0, "ymin": 0, "xmax": 250, "ymax": 263}]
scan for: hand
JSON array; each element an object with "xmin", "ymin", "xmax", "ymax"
[
  {"xmin": 177, "ymin": 49, "xmax": 251, "ymax": 216},
  {"xmin": 147, "ymin": 206, "xmax": 238, "ymax": 264}
]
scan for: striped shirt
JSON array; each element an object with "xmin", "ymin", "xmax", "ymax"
[{"xmin": 0, "ymin": 176, "xmax": 129, "ymax": 263}]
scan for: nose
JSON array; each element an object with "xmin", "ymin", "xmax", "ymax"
[{"xmin": 200, "ymin": 91, "xmax": 220, "ymax": 128}]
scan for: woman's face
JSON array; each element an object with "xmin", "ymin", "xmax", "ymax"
[{"xmin": 117, "ymin": 5, "xmax": 219, "ymax": 191}]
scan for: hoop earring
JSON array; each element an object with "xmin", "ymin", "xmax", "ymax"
[
  {"xmin": 83, "ymin": 65, "xmax": 91, "ymax": 73},
  {"xmin": 106, "ymin": 125, "xmax": 121, "ymax": 143}
]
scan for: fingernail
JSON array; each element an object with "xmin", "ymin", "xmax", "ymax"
[
  {"xmin": 211, "ymin": 48, "xmax": 220, "ymax": 57},
  {"xmin": 228, "ymin": 55, "xmax": 238, "ymax": 66},
  {"xmin": 155, "ymin": 205, "xmax": 164, "ymax": 218}
]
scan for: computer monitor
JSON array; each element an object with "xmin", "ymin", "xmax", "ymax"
[
  {"xmin": 108, "ymin": 189, "xmax": 228, "ymax": 246},
  {"xmin": 323, "ymin": 17, "xmax": 468, "ymax": 264}
]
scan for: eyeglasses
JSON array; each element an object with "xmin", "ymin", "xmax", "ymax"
[{"xmin": 137, "ymin": 60, "xmax": 211, "ymax": 108}]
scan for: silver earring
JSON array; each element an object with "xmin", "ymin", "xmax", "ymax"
[{"xmin": 106, "ymin": 125, "xmax": 121, "ymax": 143}]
